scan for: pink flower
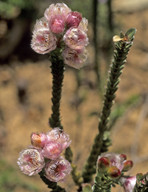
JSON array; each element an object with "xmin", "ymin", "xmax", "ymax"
[
  {"xmin": 17, "ymin": 148, "xmax": 45, "ymax": 176},
  {"xmin": 120, "ymin": 176, "xmax": 136, "ymax": 192},
  {"xmin": 44, "ymin": 3, "xmax": 71, "ymax": 22},
  {"xmin": 63, "ymin": 27, "xmax": 88, "ymax": 50},
  {"xmin": 46, "ymin": 128, "xmax": 71, "ymax": 150},
  {"xmin": 66, "ymin": 11, "xmax": 82, "ymax": 28},
  {"xmin": 42, "ymin": 141, "xmax": 63, "ymax": 160},
  {"xmin": 31, "ymin": 133, "xmax": 47, "ymax": 148},
  {"xmin": 49, "ymin": 15, "xmax": 65, "ymax": 34},
  {"xmin": 97, "ymin": 153, "xmax": 133, "ymax": 178},
  {"xmin": 44, "ymin": 157, "xmax": 72, "ymax": 182},
  {"xmin": 31, "ymin": 18, "xmax": 57, "ymax": 54},
  {"xmin": 63, "ymin": 47, "xmax": 87, "ymax": 69}
]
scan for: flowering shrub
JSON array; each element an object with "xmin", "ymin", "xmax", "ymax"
[{"xmin": 17, "ymin": 2, "xmax": 148, "ymax": 192}]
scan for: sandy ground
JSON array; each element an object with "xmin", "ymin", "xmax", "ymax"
[{"xmin": 0, "ymin": 4, "xmax": 148, "ymax": 192}]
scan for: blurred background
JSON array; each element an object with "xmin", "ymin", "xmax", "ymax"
[{"xmin": 0, "ymin": 0, "xmax": 148, "ymax": 191}]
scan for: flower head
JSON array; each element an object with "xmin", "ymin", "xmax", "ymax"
[
  {"xmin": 44, "ymin": 3, "xmax": 71, "ymax": 22},
  {"xmin": 47, "ymin": 128, "xmax": 71, "ymax": 150},
  {"xmin": 44, "ymin": 156, "xmax": 72, "ymax": 182},
  {"xmin": 120, "ymin": 176, "xmax": 136, "ymax": 192},
  {"xmin": 31, "ymin": 18, "xmax": 57, "ymax": 54},
  {"xmin": 31, "ymin": 3, "xmax": 89, "ymax": 69},
  {"xmin": 49, "ymin": 15, "xmax": 65, "ymax": 34},
  {"xmin": 63, "ymin": 27, "xmax": 88, "ymax": 50},
  {"xmin": 42, "ymin": 141, "xmax": 63, "ymax": 160},
  {"xmin": 97, "ymin": 153, "xmax": 133, "ymax": 178},
  {"xmin": 63, "ymin": 47, "xmax": 87, "ymax": 69},
  {"xmin": 17, "ymin": 148, "xmax": 45, "ymax": 176}
]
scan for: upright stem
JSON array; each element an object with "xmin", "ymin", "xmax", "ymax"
[
  {"xmin": 48, "ymin": 52, "xmax": 77, "ymax": 185},
  {"xmin": 39, "ymin": 54, "xmax": 66, "ymax": 191},
  {"xmin": 49, "ymin": 54, "xmax": 64, "ymax": 129},
  {"xmin": 82, "ymin": 29, "xmax": 136, "ymax": 183}
]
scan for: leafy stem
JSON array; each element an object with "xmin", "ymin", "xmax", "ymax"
[{"xmin": 82, "ymin": 28, "xmax": 136, "ymax": 183}]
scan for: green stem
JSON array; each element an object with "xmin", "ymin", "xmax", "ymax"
[
  {"xmin": 82, "ymin": 29, "xmax": 136, "ymax": 183},
  {"xmin": 49, "ymin": 54, "xmax": 64, "ymax": 129},
  {"xmin": 39, "ymin": 172, "xmax": 66, "ymax": 192},
  {"xmin": 39, "ymin": 53, "xmax": 67, "ymax": 191},
  {"xmin": 48, "ymin": 52, "xmax": 78, "ymax": 187}
]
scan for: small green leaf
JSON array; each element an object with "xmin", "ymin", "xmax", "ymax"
[{"xmin": 125, "ymin": 28, "xmax": 137, "ymax": 40}]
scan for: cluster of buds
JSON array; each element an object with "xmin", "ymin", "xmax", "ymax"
[
  {"xmin": 17, "ymin": 128, "xmax": 72, "ymax": 182},
  {"xmin": 97, "ymin": 153, "xmax": 133, "ymax": 178},
  {"xmin": 31, "ymin": 3, "xmax": 89, "ymax": 69}
]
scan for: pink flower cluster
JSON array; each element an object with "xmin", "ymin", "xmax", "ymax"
[
  {"xmin": 31, "ymin": 3, "xmax": 89, "ymax": 69},
  {"xmin": 17, "ymin": 128, "xmax": 72, "ymax": 182},
  {"xmin": 97, "ymin": 153, "xmax": 133, "ymax": 178}
]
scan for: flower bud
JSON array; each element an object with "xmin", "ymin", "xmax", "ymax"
[
  {"xmin": 66, "ymin": 11, "xmax": 82, "ymax": 28},
  {"xmin": 49, "ymin": 15, "xmax": 65, "ymax": 34},
  {"xmin": 122, "ymin": 160, "xmax": 133, "ymax": 172},
  {"xmin": 44, "ymin": 157, "xmax": 72, "ymax": 182},
  {"xmin": 31, "ymin": 133, "xmax": 47, "ymax": 148},
  {"xmin": 120, "ymin": 154, "xmax": 127, "ymax": 161},
  {"xmin": 97, "ymin": 157, "xmax": 110, "ymax": 170},
  {"xmin": 107, "ymin": 166, "xmax": 121, "ymax": 178}
]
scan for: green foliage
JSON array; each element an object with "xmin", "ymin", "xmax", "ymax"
[
  {"xmin": 0, "ymin": 160, "xmax": 39, "ymax": 192},
  {"xmin": 92, "ymin": 172, "xmax": 112, "ymax": 192},
  {"xmin": 82, "ymin": 28, "xmax": 136, "ymax": 183}
]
